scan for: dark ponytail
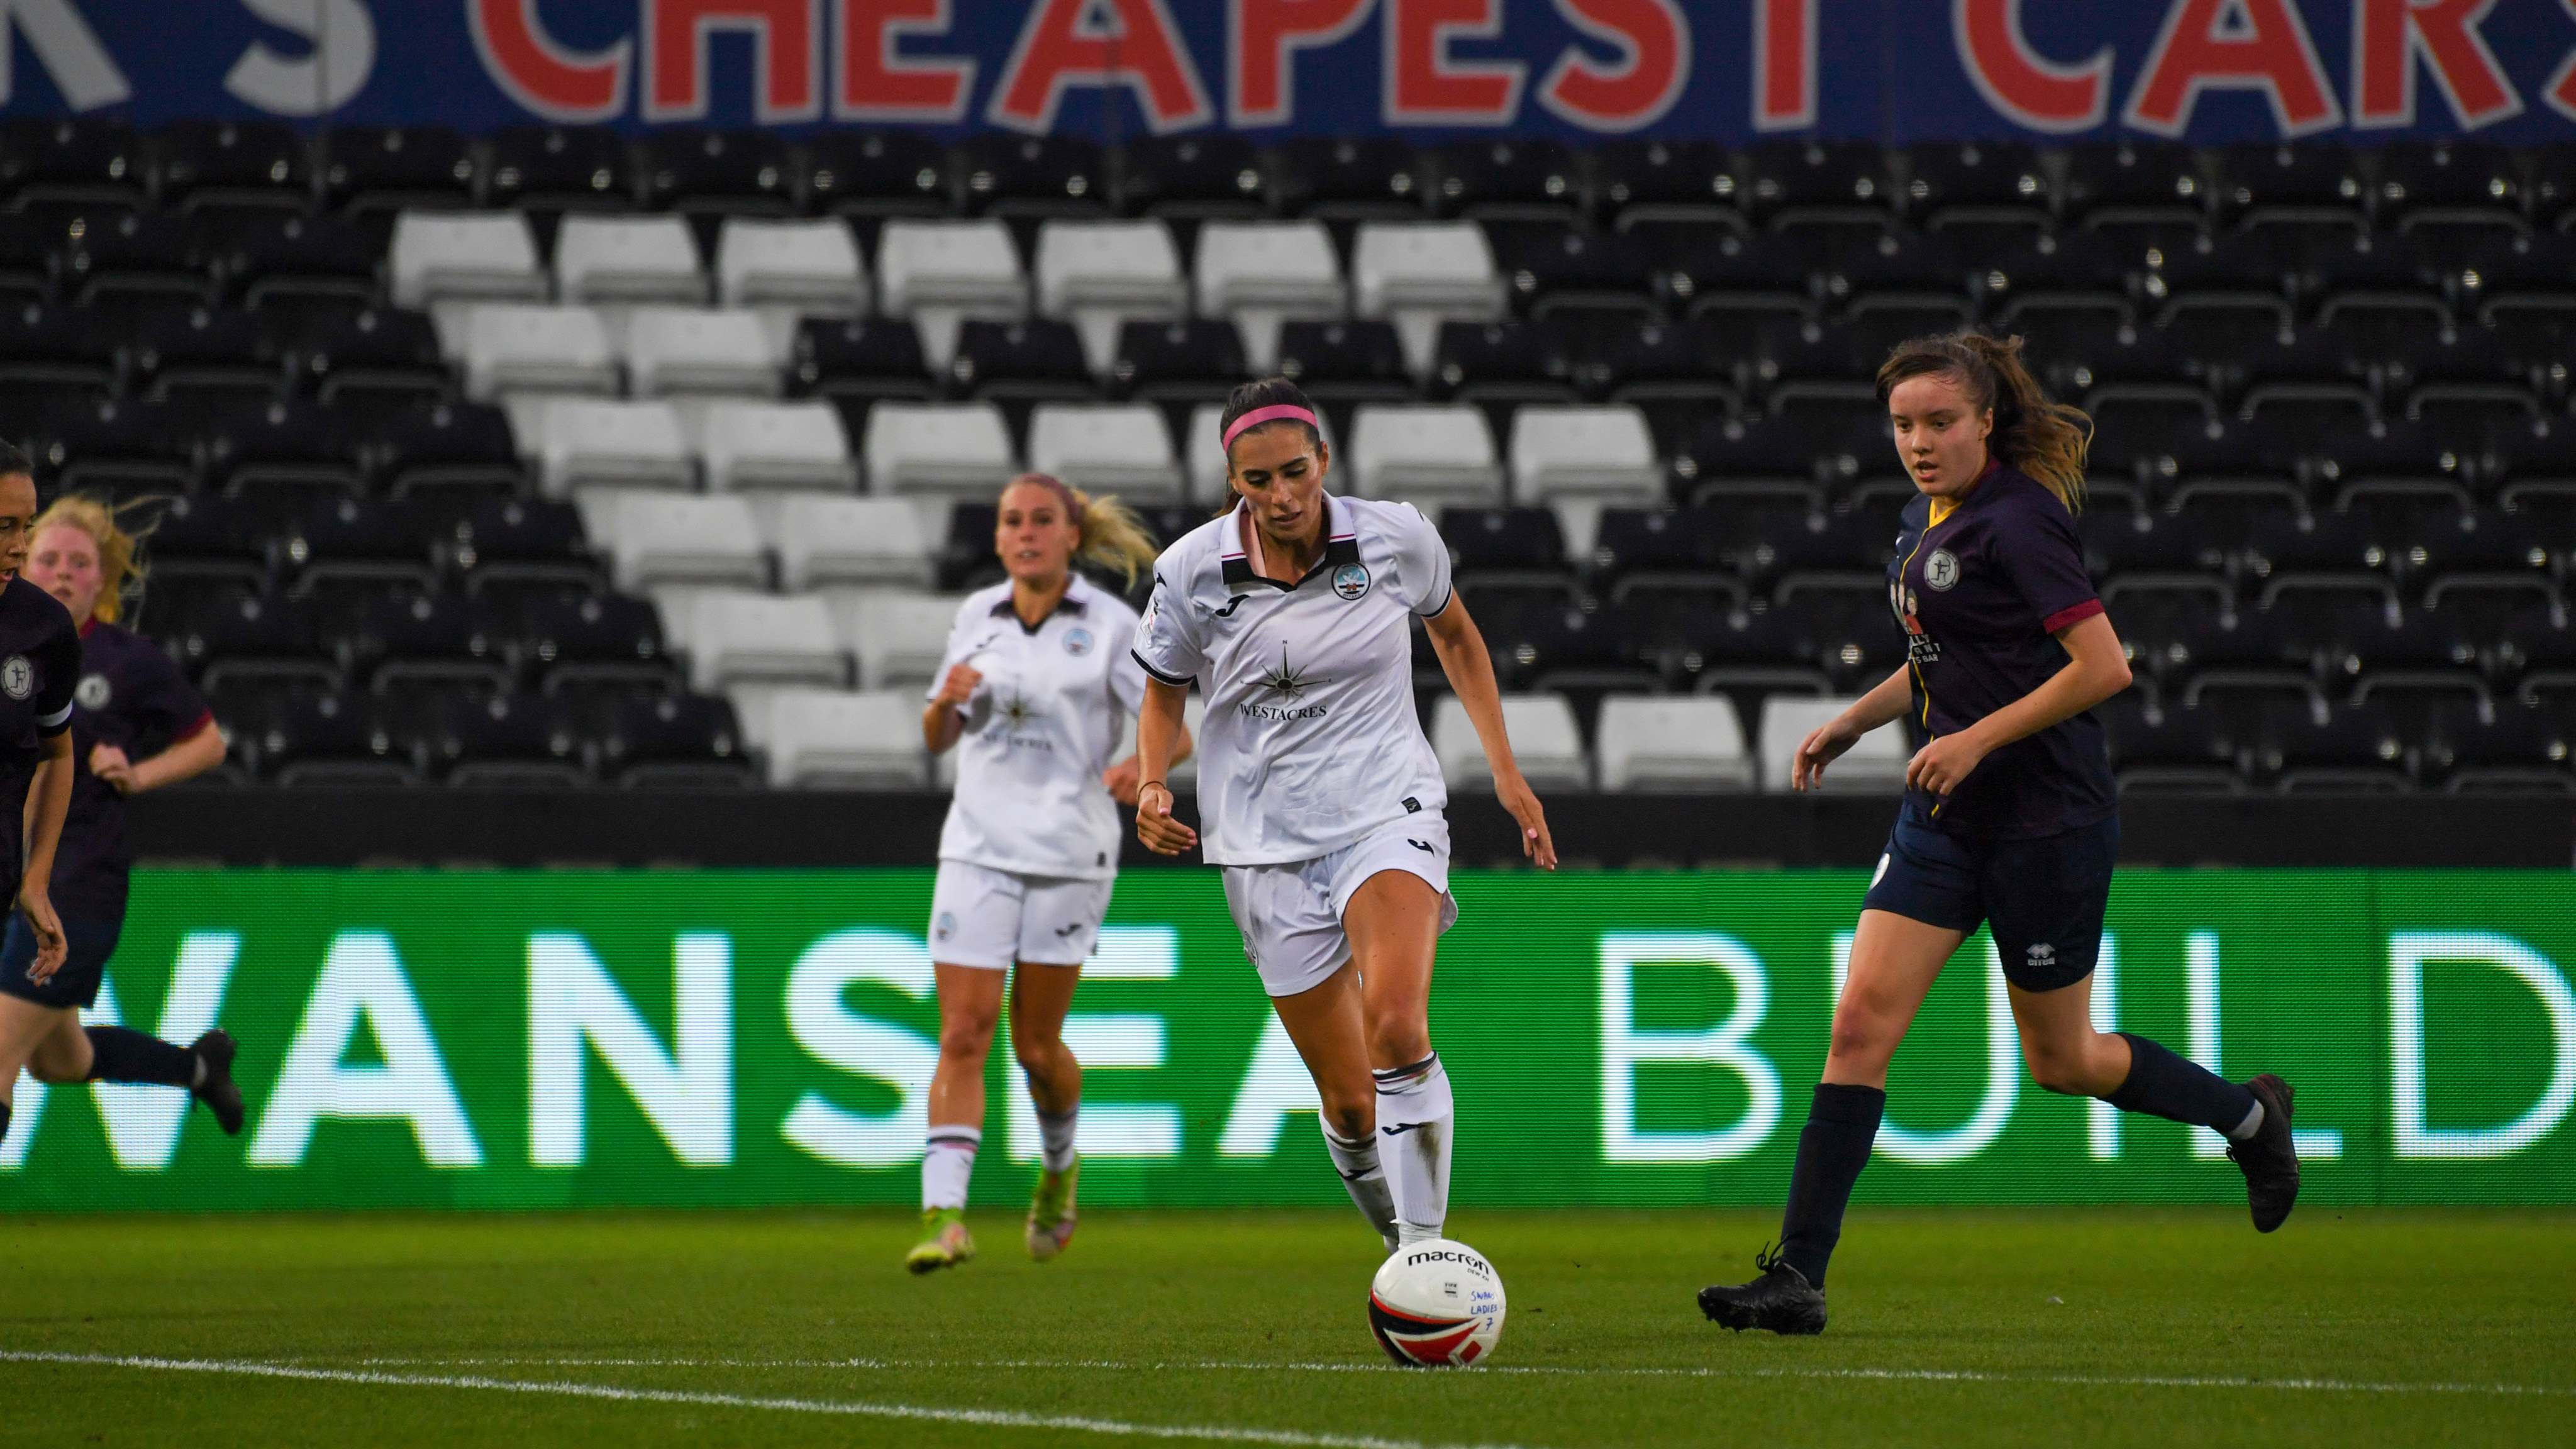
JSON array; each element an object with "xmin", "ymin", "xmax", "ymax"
[{"xmin": 1876, "ymin": 331, "xmax": 2092, "ymax": 513}]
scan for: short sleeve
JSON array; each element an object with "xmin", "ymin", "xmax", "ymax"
[
  {"xmin": 1391, "ymin": 504, "xmax": 1454, "ymax": 618},
  {"xmin": 33, "ymin": 615, "xmax": 77, "ymax": 737},
  {"xmin": 122, "ymin": 640, "xmax": 215, "ymax": 743},
  {"xmin": 923, "ymin": 598, "xmax": 984, "ymax": 704},
  {"xmin": 1996, "ymin": 497, "xmax": 2102, "ymax": 635},
  {"xmin": 1130, "ymin": 563, "xmax": 1203, "ymax": 687}
]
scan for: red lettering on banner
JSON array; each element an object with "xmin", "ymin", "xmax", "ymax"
[
  {"xmin": 1952, "ymin": 0, "xmax": 2110, "ymax": 132},
  {"xmin": 2556, "ymin": 0, "xmax": 2576, "ymax": 122},
  {"xmin": 467, "ymin": 0, "xmax": 631, "ymax": 122},
  {"xmin": 2124, "ymin": 0, "xmax": 2342, "ymax": 137},
  {"xmin": 1385, "ymin": 0, "xmax": 1525, "ymax": 125},
  {"xmin": 645, "ymin": 0, "xmax": 821, "ymax": 121},
  {"xmin": 1536, "ymin": 0, "xmax": 1688, "ymax": 132},
  {"xmin": 989, "ymin": 0, "xmax": 1215, "ymax": 133},
  {"xmin": 1230, "ymin": 0, "xmax": 1375, "ymax": 127},
  {"xmin": 836, "ymin": 0, "xmax": 975, "ymax": 121},
  {"xmin": 2351, "ymin": 0, "xmax": 2521, "ymax": 128},
  {"xmin": 1751, "ymin": 0, "xmax": 1814, "ymax": 130}
]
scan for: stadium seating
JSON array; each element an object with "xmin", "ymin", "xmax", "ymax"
[{"xmin": 6, "ymin": 123, "xmax": 2565, "ymax": 792}]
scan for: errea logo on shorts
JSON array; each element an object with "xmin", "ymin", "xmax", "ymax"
[{"xmin": 2026, "ymin": 942, "xmax": 2055, "ymax": 969}]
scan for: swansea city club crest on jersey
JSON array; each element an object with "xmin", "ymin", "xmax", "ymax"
[
  {"xmin": 1332, "ymin": 562, "xmax": 1370, "ymax": 600},
  {"xmin": 0, "ymin": 655, "xmax": 30, "ymax": 700}
]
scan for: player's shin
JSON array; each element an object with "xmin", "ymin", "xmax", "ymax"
[
  {"xmin": 922, "ymin": 1124, "xmax": 980, "ymax": 1211},
  {"xmin": 83, "ymin": 1025, "xmax": 199, "ymax": 1087},
  {"xmin": 1374, "ymin": 1053, "xmax": 1453, "ymax": 1247},
  {"xmin": 1321, "ymin": 1121, "xmax": 1399, "ymax": 1250},
  {"xmin": 1777, "ymin": 1082, "xmax": 1886, "ymax": 1289},
  {"xmin": 2102, "ymin": 1032, "xmax": 2261, "ymax": 1136}
]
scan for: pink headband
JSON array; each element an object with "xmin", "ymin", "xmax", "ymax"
[
  {"xmin": 1009, "ymin": 471, "xmax": 1083, "ymax": 525},
  {"xmin": 1222, "ymin": 404, "xmax": 1319, "ymax": 452}
]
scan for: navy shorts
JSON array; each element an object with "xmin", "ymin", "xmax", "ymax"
[
  {"xmin": 0, "ymin": 912, "xmax": 123, "ymax": 1011},
  {"xmin": 1860, "ymin": 808, "xmax": 2117, "ymax": 993}
]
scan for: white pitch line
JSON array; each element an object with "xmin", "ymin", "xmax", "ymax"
[
  {"xmin": 320, "ymin": 1355, "xmax": 2574, "ymax": 1399},
  {"xmin": 0, "ymin": 1351, "xmax": 1538, "ymax": 1449}
]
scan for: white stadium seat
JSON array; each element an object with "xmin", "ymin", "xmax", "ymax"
[
  {"xmin": 1192, "ymin": 221, "xmax": 1346, "ymax": 372},
  {"xmin": 1432, "ymin": 694, "xmax": 1590, "ymax": 792},
  {"xmin": 875, "ymin": 218, "xmax": 1026, "ymax": 314},
  {"xmin": 1348, "ymin": 405, "xmax": 1502, "ymax": 506},
  {"xmin": 757, "ymin": 688, "xmax": 926, "ymax": 789},
  {"xmin": 1352, "ymin": 221, "xmax": 1504, "ymax": 372},
  {"xmin": 1509, "ymin": 405, "xmax": 1662, "ymax": 502},
  {"xmin": 528, "ymin": 399, "xmax": 692, "ymax": 495},
  {"xmin": 716, "ymin": 218, "xmax": 867, "ymax": 313},
  {"xmin": 1595, "ymin": 696, "xmax": 1755, "ymax": 791},
  {"xmin": 554, "ymin": 214, "xmax": 706, "ymax": 306},
  {"xmin": 457, "ymin": 304, "xmax": 618, "ymax": 400},
  {"xmin": 688, "ymin": 399, "xmax": 853, "ymax": 494},
  {"xmin": 579, "ymin": 492, "xmax": 767, "ymax": 592},
  {"xmin": 660, "ymin": 591, "xmax": 847, "ymax": 692},
  {"xmin": 763, "ymin": 496, "xmax": 933, "ymax": 590},
  {"xmin": 1026, "ymin": 403, "xmax": 1182, "ymax": 500},
  {"xmin": 1035, "ymin": 219, "xmax": 1186, "ymax": 370},
  {"xmin": 620, "ymin": 307, "xmax": 780, "ymax": 397},
  {"xmin": 831, "ymin": 591, "xmax": 966, "ymax": 691},
  {"xmin": 389, "ymin": 211, "xmax": 546, "ymax": 309},
  {"xmin": 1756, "ymin": 696, "xmax": 1909, "ymax": 792},
  {"xmin": 862, "ymin": 401, "xmax": 1018, "ymax": 497}
]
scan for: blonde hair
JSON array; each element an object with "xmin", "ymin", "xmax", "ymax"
[
  {"xmin": 1003, "ymin": 473, "xmax": 1160, "ymax": 587},
  {"xmin": 30, "ymin": 492, "xmax": 150, "ymax": 625},
  {"xmin": 1876, "ymin": 331, "xmax": 2093, "ymax": 514}
]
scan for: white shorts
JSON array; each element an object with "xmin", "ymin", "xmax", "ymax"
[
  {"xmin": 1221, "ymin": 814, "xmax": 1458, "ymax": 998},
  {"xmin": 928, "ymin": 860, "xmax": 1114, "ymax": 969}
]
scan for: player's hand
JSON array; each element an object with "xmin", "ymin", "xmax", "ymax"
[
  {"xmin": 1102, "ymin": 754, "xmax": 1143, "ymax": 805},
  {"xmin": 1133, "ymin": 780, "xmax": 1197, "ymax": 856},
  {"xmin": 1493, "ymin": 769, "xmax": 1557, "ymax": 871},
  {"xmin": 1790, "ymin": 718, "xmax": 1861, "ymax": 792},
  {"xmin": 17, "ymin": 884, "xmax": 63, "ymax": 983},
  {"xmin": 930, "ymin": 665, "xmax": 983, "ymax": 710},
  {"xmin": 1906, "ymin": 732, "xmax": 1989, "ymax": 797},
  {"xmin": 89, "ymin": 742, "xmax": 139, "ymax": 794}
]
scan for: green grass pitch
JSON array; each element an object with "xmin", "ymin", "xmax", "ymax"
[{"xmin": 4, "ymin": 1208, "xmax": 2570, "ymax": 1448}]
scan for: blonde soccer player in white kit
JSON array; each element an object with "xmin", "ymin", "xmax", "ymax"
[
  {"xmin": 908, "ymin": 472, "xmax": 1189, "ymax": 1274},
  {"xmin": 1131, "ymin": 378, "xmax": 1556, "ymax": 1252}
]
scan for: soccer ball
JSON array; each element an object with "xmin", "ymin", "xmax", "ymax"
[{"xmin": 1367, "ymin": 1239, "xmax": 1506, "ymax": 1367}]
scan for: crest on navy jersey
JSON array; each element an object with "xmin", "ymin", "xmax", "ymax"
[
  {"xmin": 0, "ymin": 656, "xmax": 29, "ymax": 700},
  {"xmin": 1331, "ymin": 562, "xmax": 1370, "ymax": 600},
  {"xmin": 1063, "ymin": 626, "xmax": 1094, "ymax": 656},
  {"xmin": 1924, "ymin": 550, "xmax": 1961, "ymax": 591},
  {"xmin": 76, "ymin": 673, "xmax": 110, "ymax": 709}
]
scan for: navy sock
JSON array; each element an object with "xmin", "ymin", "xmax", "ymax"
[
  {"xmin": 1777, "ymin": 1082, "xmax": 1885, "ymax": 1290},
  {"xmin": 84, "ymin": 1026, "xmax": 198, "ymax": 1088},
  {"xmin": 2104, "ymin": 1032, "xmax": 2257, "ymax": 1134}
]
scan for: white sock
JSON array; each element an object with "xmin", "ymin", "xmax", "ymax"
[
  {"xmin": 921, "ymin": 1124, "xmax": 980, "ymax": 1210},
  {"xmin": 1321, "ymin": 1123, "xmax": 1398, "ymax": 1250},
  {"xmin": 2227, "ymin": 1099, "xmax": 2265, "ymax": 1141},
  {"xmin": 1035, "ymin": 1105, "xmax": 1079, "ymax": 1173},
  {"xmin": 1374, "ymin": 1053, "xmax": 1453, "ymax": 1246}
]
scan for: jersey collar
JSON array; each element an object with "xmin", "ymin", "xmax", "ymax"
[
  {"xmin": 1221, "ymin": 493, "xmax": 1360, "ymax": 591},
  {"xmin": 987, "ymin": 575, "xmax": 1092, "ymax": 633}
]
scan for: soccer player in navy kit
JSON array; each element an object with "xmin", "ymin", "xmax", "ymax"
[
  {"xmin": 1698, "ymin": 335, "xmax": 2300, "ymax": 1335},
  {"xmin": 907, "ymin": 473, "xmax": 1180, "ymax": 1273},
  {"xmin": 2, "ymin": 494, "xmax": 241, "ymax": 1137}
]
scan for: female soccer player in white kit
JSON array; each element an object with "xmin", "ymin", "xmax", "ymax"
[
  {"xmin": 1131, "ymin": 379, "xmax": 1556, "ymax": 1252},
  {"xmin": 908, "ymin": 472, "xmax": 1187, "ymax": 1274}
]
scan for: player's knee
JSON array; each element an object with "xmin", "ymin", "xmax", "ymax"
[
  {"xmin": 938, "ymin": 1014, "xmax": 998, "ymax": 1061},
  {"xmin": 1317, "ymin": 1089, "xmax": 1373, "ymax": 1141},
  {"xmin": 1825, "ymin": 1014, "xmax": 1896, "ymax": 1073},
  {"xmin": 2024, "ymin": 1042, "xmax": 2104, "ymax": 1096},
  {"xmin": 1007, "ymin": 1024, "xmax": 1063, "ymax": 1072}
]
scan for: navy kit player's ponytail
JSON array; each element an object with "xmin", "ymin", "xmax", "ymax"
[{"xmin": 1876, "ymin": 332, "xmax": 2092, "ymax": 514}]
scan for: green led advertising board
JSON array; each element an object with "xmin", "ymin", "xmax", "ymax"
[{"xmin": 3, "ymin": 869, "xmax": 2570, "ymax": 1211}]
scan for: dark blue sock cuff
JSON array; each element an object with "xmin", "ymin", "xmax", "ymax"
[{"xmin": 1811, "ymin": 1082, "xmax": 1887, "ymax": 1128}]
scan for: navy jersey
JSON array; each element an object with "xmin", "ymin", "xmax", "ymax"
[
  {"xmin": 48, "ymin": 620, "xmax": 215, "ymax": 918},
  {"xmin": 1886, "ymin": 463, "xmax": 2117, "ymax": 839},
  {"xmin": 0, "ymin": 575, "xmax": 83, "ymax": 891}
]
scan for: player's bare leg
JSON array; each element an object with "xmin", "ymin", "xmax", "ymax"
[
  {"xmin": 1009, "ymin": 960, "xmax": 1084, "ymax": 1260},
  {"xmin": 1270, "ymin": 962, "xmax": 1396, "ymax": 1250},
  {"xmin": 1346, "ymin": 870, "xmax": 1450, "ymax": 1246}
]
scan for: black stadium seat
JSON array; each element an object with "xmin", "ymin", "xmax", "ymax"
[
  {"xmin": 804, "ymin": 131, "xmax": 952, "ymax": 218},
  {"xmin": 321, "ymin": 125, "xmax": 475, "ymax": 216},
  {"xmin": 638, "ymin": 128, "xmax": 794, "ymax": 216}
]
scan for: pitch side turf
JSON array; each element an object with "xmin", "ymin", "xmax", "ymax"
[{"xmin": 3, "ymin": 1208, "xmax": 2568, "ymax": 1448}]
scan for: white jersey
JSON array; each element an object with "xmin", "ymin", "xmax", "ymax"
[
  {"xmin": 1133, "ymin": 493, "xmax": 1452, "ymax": 866},
  {"xmin": 930, "ymin": 574, "xmax": 1146, "ymax": 880}
]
